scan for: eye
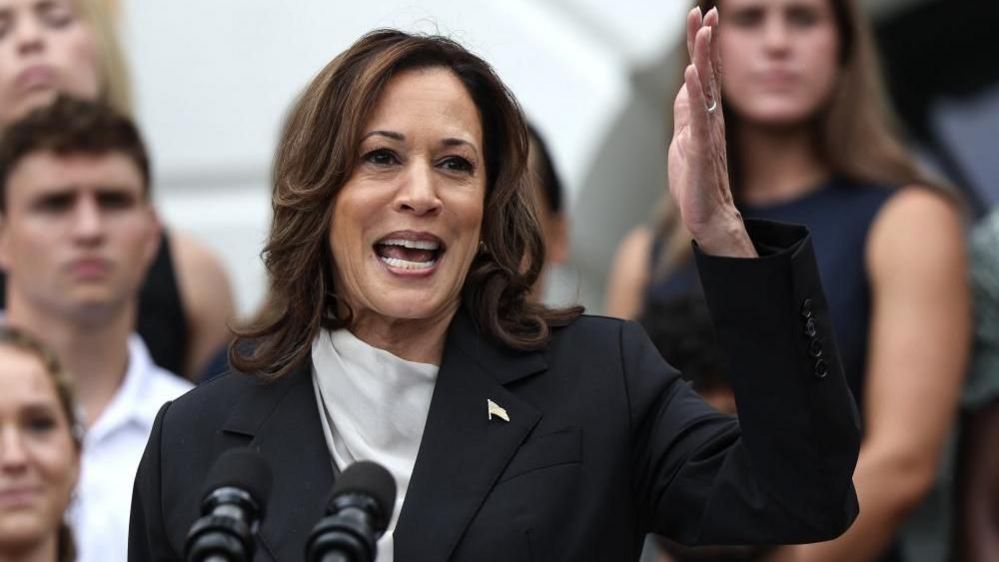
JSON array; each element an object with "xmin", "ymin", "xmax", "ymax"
[
  {"xmin": 438, "ymin": 156, "xmax": 475, "ymax": 174},
  {"xmin": 26, "ymin": 415, "xmax": 56, "ymax": 434},
  {"xmin": 97, "ymin": 191, "xmax": 137, "ymax": 210},
  {"xmin": 34, "ymin": 193, "xmax": 74, "ymax": 213},
  {"xmin": 787, "ymin": 5, "xmax": 820, "ymax": 27},
  {"xmin": 0, "ymin": 14, "xmax": 10, "ymax": 40},
  {"xmin": 726, "ymin": 7, "xmax": 764, "ymax": 27},
  {"xmin": 37, "ymin": 1, "xmax": 75, "ymax": 29},
  {"xmin": 362, "ymin": 148, "xmax": 400, "ymax": 167}
]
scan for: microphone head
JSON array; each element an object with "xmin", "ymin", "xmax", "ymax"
[
  {"xmin": 329, "ymin": 461, "xmax": 397, "ymax": 532},
  {"xmin": 201, "ymin": 447, "xmax": 273, "ymax": 511}
]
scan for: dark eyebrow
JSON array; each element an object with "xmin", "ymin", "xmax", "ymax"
[{"xmin": 362, "ymin": 130, "xmax": 405, "ymax": 141}]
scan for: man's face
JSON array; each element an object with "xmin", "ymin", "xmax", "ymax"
[{"xmin": 0, "ymin": 150, "xmax": 159, "ymax": 321}]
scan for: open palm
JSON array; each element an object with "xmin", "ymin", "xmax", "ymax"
[{"xmin": 667, "ymin": 7, "xmax": 754, "ymax": 258}]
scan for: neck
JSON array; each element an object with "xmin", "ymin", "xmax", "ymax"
[
  {"xmin": 5, "ymin": 291, "xmax": 134, "ymax": 428},
  {"xmin": 0, "ymin": 533, "xmax": 59, "ymax": 562},
  {"xmin": 735, "ymin": 121, "xmax": 831, "ymax": 206},
  {"xmin": 346, "ymin": 303, "xmax": 459, "ymax": 365}
]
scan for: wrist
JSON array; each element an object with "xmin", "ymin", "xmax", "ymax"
[{"xmin": 691, "ymin": 210, "xmax": 757, "ymax": 258}]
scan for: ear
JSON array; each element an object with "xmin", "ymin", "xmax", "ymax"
[{"xmin": 547, "ymin": 214, "xmax": 569, "ymax": 265}]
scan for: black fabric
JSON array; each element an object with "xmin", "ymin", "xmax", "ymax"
[
  {"xmin": 647, "ymin": 180, "xmax": 901, "ymax": 562},
  {"xmin": 0, "ymin": 230, "xmax": 189, "ymax": 376},
  {"xmin": 130, "ymin": 220, "xmax": 860, "ymax": 562},
  {"xmin": 136, "ymin": 232, "xmax": 188, "ymax": 376}
]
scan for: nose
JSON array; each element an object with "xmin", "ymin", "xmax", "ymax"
[
  {"xmin": 14, "ymin": 14, "xmax": 46, "ymax": 56},
  {"xmin": 762, "ymin": 16, "xmax": 790, "ymax": 54},
  {"xmin": 0, "ymin": 426, "xmax": 29, "ymax": 472},
  {"xmin": 70, "ymin": 196, "xmax": 105, "ymax": 245},
  {"xmin": 393, "ymin": 161, "xmax": 442, "ymax": 217}
]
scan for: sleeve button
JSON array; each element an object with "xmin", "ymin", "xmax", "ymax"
[
  {"xmin": 804, "ymin": 317, "xmax": 817, "ymax": 338},
  {"xmin": 801, "ymin": 298, "xmax": 814, "ymax": 318},
  {"xmin": 809, "ymin": 339, "xmax": 824, "ymax": 358},
  {"xmin": 814, "ymin": 358, "xmax": 829, "ymax": 379}
]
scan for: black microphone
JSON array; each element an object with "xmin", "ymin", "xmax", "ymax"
[
  {"xmin": 185, "ymin": 448, "xmax": 273, "ymax": 562},
  {"xmin": 305, "ymin": 460, "xmax": 397, "ymax": 562}
]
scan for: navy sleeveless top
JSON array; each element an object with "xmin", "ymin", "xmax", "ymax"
[{"xmin": 646, "ymin": 177, "xmax": 898, "ymax": 418}]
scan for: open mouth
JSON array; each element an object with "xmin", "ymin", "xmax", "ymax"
[{"xmin": 374, "ymin": 236, "xmax": 444, "ymax": 271}]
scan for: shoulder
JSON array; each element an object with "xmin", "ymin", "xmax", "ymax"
[
  {"xmin": 155, "ymin": 370, "xmax": 294, "ymax": 439},
  {"xmin": 866, "ymin": 185, "xmax": 965, "ymax": 270},
  {"xmin": 548, "ymin": 313, "xmax": 648, "ymax": 355}
]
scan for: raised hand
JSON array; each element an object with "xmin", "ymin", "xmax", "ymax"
[{"xmin": 667, "ymin": 7, "xmax": 756, "ymax": 258}]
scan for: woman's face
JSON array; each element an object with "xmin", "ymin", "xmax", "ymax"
[
  {"xmin": 329, "ymin": 67, "xmax": 486, "ymax": 333},
  {"xmin": 0, "ymin": 344, "xmax": 79, "ymax": 553},
  {"xmin": 718, "ymin": 0, "xmax": 841, "ymax": 126},
  {"xmin": 0, "ymin": 0, "xmax": 101, "ymax": 127}
]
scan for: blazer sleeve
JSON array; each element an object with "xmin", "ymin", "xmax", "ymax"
[
  {"xmin": 129, "ymin": 401, "xmax": 182, "ymax": 561},
  {"xmin": 629, "ymin": 219, "xmax": 861, "ymax": 545}
]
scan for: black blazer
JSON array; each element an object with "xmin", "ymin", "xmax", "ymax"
[{"xmin": 129, "ymin": 221, "xmax": 860, "ymax": 561}]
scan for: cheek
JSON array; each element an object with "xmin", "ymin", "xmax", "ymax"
[
  {"xmin": 56, "ymin": 28, "xmax": 102, "ymax": 99},
  {"xmin": 803, "ymin": 35, "xmax": 840, "ymax": 100}
]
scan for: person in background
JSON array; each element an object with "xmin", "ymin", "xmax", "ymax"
[
  {"xmin": 0, "ymin": 96, "xmax": 191, "ymax": 562},
  {"xmin": 607, "ymin": 1, "xmax": 969, "ymax": 560},
  {"xmin": 956, "ymin": 210, "xmax": 999, "ymax": 562},
  {"xmin": 0, "ymin": 0, "xmax": 236, "ymax": 379},
  {"xmin": 0, "ymin": 325, "xmax": 81, "ymax": 562},
  {"xmin": 525, "ymin": 123, "xmax": 569, "ymax": 300}
]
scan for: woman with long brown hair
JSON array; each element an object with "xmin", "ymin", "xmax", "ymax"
[
  {"xmin": 607, "ymin": 1, "xmax": 969, "ymax": 561},
  {"xmin": 0, "ymin": 326, "xmax": 82, "ymax": 562}
]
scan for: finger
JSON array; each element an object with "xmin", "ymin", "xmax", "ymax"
[
  {"xmin": 693, "ymin": 25, "xmax": 715, "ymax": 111},
  {"xmin": 686, "ymin": 7, "xmax": 702, "ymax": 63},
  {"xmin": 704, "ymin": 7, "xmax": 723, "ymax": 90},
  {"xmin": 685, "ymin": 63, "xmax": 709, "ymax": 143}
]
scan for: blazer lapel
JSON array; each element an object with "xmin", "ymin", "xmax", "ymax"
[
  {"xmin": 222, "ymin": 366, "xmax": 334, "ymax": 562},
  {"xmin": 394, "ymin": 309, "xmax": 546, "ymax": 560}
]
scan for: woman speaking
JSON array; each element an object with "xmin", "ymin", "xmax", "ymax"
[{"xmin": 129, "ymin": 11, "xmax": 860, "ymax": 562}]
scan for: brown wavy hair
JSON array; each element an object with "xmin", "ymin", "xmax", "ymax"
[
  {"xmin": 653, "ymin": 0, "xmax": 954, "ymax": 276},
  {"xmin": 231, "ymin": 29, "xmax": 582, "ymax": 379}
]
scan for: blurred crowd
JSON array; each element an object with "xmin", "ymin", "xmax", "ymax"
[{"xmin": 0, "ymin": 0, "xmax": 996, "ymax": 562}]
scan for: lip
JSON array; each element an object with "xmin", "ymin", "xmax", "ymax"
[
  {"xmin": 375, "ymin": 230, "xmax": 446, "ymax": 247},
  {"xmin": 373, "ymin": 230, "xmax": 445, "ymax": 278},
  {"xmin": 0, "ymin": 486, "xmax": 41, "ymax": 508},
  {"xmin": 755, "ymin": 69, "xmax": 799, "ymax": 88},
  {"xmin": 67, "ymin": 257, "xmax": 112, "ymax": 279},
  {"xmin": 14, "ymin": 65, "xmax": 57, "ymax": 94}
]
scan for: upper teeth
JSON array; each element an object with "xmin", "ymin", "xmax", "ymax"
[{"xmin": 380, "ymin": 239, "xmax": 440, "ymax": 250}]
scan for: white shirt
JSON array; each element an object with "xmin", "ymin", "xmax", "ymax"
[
  {"xmin": 68, "ymin": 335, "xmax": 192, "ymax": 562},
  {"xmin": 311, "ymin": 328, "xmax": 439, "ymax": 562}
]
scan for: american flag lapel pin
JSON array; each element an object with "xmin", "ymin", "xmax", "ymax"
[{"xmin": 487, "ymin": 399, "xmax": 510, "ymax": 422}]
